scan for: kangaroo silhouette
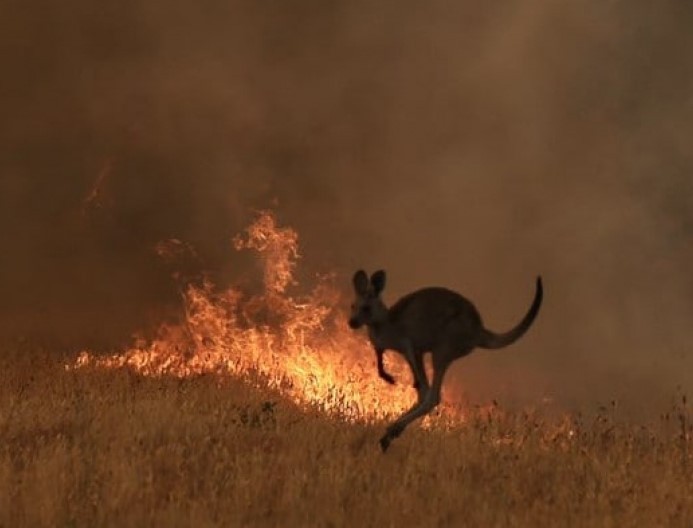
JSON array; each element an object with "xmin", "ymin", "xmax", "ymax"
[{"xmin": 348, "ymin": 269, "xmax": 543, "ymax": 452}]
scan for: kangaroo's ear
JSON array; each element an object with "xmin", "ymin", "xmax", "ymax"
[
  {"xmin": 352, "ymin": 270, "xmax": 369, "ymax": 295},
  {"xmin": 370, "ymin": 270, "xmax": 386, "ymax": 295}
]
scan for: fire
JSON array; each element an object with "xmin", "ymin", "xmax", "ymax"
[
  {"xmin": 81, "ymin": 157, "xmax": 113, "ymax": 216},
  {"xmin": 70, "ymin": 211, "xmax": 464, "ymax": 424}
]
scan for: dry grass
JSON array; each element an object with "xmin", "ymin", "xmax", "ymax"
[{"xmin": 0, "ymin": 343, "xmax": 691, "ymax": 528}]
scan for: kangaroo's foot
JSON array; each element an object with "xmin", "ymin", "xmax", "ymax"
[
  {"xmin": 379, "ymin": 422, "xmax": 406, "ymax": 452},
  {"xmin": 379, "ymin": 435, "xmax": 391, "ymax": 452}
]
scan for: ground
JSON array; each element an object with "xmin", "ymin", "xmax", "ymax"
[{"xmin": 0, "ymin": 342, "xmax": 691, "ymax": 527}]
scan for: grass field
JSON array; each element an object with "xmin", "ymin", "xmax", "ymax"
[{"xmin": 0, "ymin": 343, "xmax": 691, "ymax": 528}]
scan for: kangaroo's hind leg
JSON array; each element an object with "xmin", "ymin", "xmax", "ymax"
[
  {"xmin": 410, "ymin": 352, "xmax": 429, "ymax": 402},
  {"xmin": 379, "ymin": 347, "xmax": 460, "ymax": 452},
  {"xmin": 401, "ymin": 341, "xmax": 428, "ymax": 401}
]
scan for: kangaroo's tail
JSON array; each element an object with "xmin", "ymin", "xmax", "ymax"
[{"xmin": 478, "ymin": 276, "xmax": 543, "ymax": 350}]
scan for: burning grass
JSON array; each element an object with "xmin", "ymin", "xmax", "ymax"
[
  {"xmin": 1, "ymin": 345, "xmax": 692, "ymax": 527},
  {"xmin": 69, "ymin": 210, "xmax": 458, "ymax": 423},
  {"xmin": 1, "ymin": 211, "xmax": 691, "ymax": 525}
]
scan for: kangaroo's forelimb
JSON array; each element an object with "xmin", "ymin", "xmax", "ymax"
[{"xmin": 375, "ymin": 348, "xmax": 395, "ymax": 385}]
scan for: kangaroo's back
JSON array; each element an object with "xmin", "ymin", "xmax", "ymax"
[{"xmin": 387, "ymin": 287, "xmax": 483, "ymax": 351}]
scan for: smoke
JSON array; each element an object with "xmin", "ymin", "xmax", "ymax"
[{"xmin": 1, "ymin": 0, "xmax": 692, "ymax": 412}]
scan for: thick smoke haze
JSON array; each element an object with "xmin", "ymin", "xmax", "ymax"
[{"xmin": 2, "ymin": 1, "xmax": 692, "ymax": 413}]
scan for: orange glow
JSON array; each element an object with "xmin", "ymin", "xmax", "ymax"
[
  {"xmin": 70, "ymin": 211, "xmax": 466, "ymax": 424},
  {"xmin": 81, "ymin": 157, "xmax": 113, "ymax": 216}
]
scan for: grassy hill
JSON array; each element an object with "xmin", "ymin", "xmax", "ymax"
[{"xmin": 0, "ymin": 343, "xmax": 691, "ymax": 527}]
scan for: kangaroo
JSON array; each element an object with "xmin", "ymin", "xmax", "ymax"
[{"xmin": 348, "ymin": 269, "xmax": 543, "ymax": 452}]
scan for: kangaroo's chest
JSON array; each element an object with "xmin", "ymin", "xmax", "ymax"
[
  {"xmin": 367, "ymin": 326, "xmax": 389, "ymax": 350},
  {"xmin": 367, "ymin": 325, "xmax": 416, "ymax": 354}
]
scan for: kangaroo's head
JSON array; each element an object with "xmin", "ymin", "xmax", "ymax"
[{"xmin": 348, "ymin": 269, "xmax": 388, "ymax": 330}]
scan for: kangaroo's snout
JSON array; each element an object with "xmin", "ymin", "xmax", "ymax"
[
  {"xmin": 348, "ymin": 269, "xmax": 387, "ymax": 332},
  {"xmin": 348, "ymin": 317, "xmax": 362, "ymax": 329}
]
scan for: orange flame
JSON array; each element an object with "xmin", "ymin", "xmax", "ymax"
[
  {"xmin": 81, "ymin": 157, "xmax": 113, "ymax": 216},
  {"xmin": 70, "ymin": 211, "xmax": 465, "ymax": 424}
]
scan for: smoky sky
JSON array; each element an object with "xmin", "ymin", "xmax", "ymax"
[{"xmin": 1, "ymin": 0, "xmax": 692, "ymax": 412}]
